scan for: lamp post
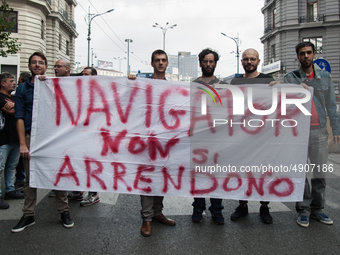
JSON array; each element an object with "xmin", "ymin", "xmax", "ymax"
[
  {"xmin": 152, "ymin": 22, "xmax": 177, "ymax": 51},
  {"xmin": 75, "ymin": 61, "xmax": 80, "ymax": 73},
  {"xmin": 221, "ymin": 32, "xmax": 241, "ymax": 74},
  {"xmin": 125, "ymin": 39, "xmax": 133, "ymax": 75},
  {"xmin": 114, "ymin": 57, "xmax": 126, "ymax": 72},
  {"xmin": 91, "ymin": 48, "xmax": 97, "ymax": 67},
  {"xmin": 86, "ymin": 7, "xmax": 114, "ymax": 66}
]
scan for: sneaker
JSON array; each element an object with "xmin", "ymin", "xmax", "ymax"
[
  {"xmin": 48, "ymin": 190, "xmax": 56, "ymax": 197},
  {"xmin": 61, "ymin": 211, "xmax": 74, "ymax": 228},
  {"xmin": 12, "ymin": 215, "xmax": 35, "ymax": 233},
  {"xmin": 296, "ymin": 215, "xmax": 309, "ymax": 228},
  {"xmin": 192, "ymin": 211, "xmax": 203, "ymax": 223},
  {"xmin": 212, "ymin": 212, "xmax": 225, "ymax": 225},
  {"xmin": 0, "ymin": 198, "xmax": 9, "ymax": 209},
  {"xmin": 80, "ymin": 193, "xmax": 100, "ymax": 206},
  {"xmin": 67, "ymin": 191, "xmax": 83, "ymax": 201},
  {"xmin": 5, "ymin": 190, "xmax": 24, "ymax": 200},
  {"xmin": 260, "ymin": 205, "xmax": 273, "ymax": 224},
  {"xmin": 310, "ymin": 213, "xmax": 333, "ymax": 225},
  {"xmin": 230, "ymin": 204, "xmax": 248, "ymax": 221}
]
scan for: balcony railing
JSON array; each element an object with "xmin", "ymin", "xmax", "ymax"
[
  {"xmin": 299, "ymin": 14, "xmax": 325, "ymax": 23},
  {"xmin": 62, "ymin": 10, "xmax": 68, "ymax": 20},
  {"xmin": 58, "ymin": 9, "xmax": 76, "ymax": 31}
]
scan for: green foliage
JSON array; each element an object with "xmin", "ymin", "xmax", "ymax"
[{"xmin": 0, "ymin": 1, "xmax": 21, "ymax": 57}]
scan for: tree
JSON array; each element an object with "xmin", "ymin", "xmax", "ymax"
[{"xmin": 0, "ymin": 1, "xmax": 21, "ymax": 57}]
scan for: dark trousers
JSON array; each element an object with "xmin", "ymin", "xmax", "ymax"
[{"xmin": 192, "ymin": 198, "xmax": 223, "ymax": 214}]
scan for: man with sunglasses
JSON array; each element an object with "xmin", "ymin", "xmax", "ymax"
[{"xmin": 54, "ymin": 59, "xmax": 70, "ymax": 77}]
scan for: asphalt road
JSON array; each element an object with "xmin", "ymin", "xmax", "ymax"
[{"xmin": 1, "ymin": 154, "xmax": 340, "ymax": 255}]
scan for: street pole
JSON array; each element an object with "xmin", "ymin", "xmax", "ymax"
[
  {"xmin": 114, "ymin": 57, "xmax": 126, "ymax": 72},
  {"xmin": 152, "ymin": 22, "xmax": 177, "ymax": 51},
  {"xmin": 221, "ymin": 32, "xmax": 241, "ymax": 74},
  {"xmin": 87, "ymin": 7, "xmax": 91, "ymax": 67},
  {"xmin": 86, "ymin": 7, "xmax": 114, "ymax": 67},
  {"xmin": 75, "ymin": 61, "xmax": 80, "ymax": 73},
  {"xmin": 91, "ymin": 48, "xmax": 96, "ymax": 67},
  {"xmin": 125, "ymin": 39, "xmax": 133, "ymax": 75}
]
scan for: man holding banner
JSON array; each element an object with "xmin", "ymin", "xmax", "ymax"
[
  {"xmin": 12, "ymin": 53, "xmax": 74, "ymax": 233},
  {"xmin": 284, "ymin": 42, "xmax": 340, "ymax": 228},
  {"xmin": 229, "ymin": 48, "xmax": 275, "ymax": 224},
  {"xmin": 129, "ymin": 49, "xmax": 176, "ymax": 237},
  {"xmin": 191, "ymin": 48, "xmax": 225, "ymax": 225}
]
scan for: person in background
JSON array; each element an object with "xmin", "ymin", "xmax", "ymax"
[{"xmin": 0, "ymin": 72, "xmax": 24, "ymax": 209}]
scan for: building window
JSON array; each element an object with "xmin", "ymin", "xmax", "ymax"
[
  {"xmin": 307, "ymin": 0, "xmax": 318, "ymax": 21},
  {"xmin": 272, "ymin": 8, "xmax": 277, "ymax": 28},
  {"xmin": 64, "ymin": 2, "xmax": 69, "ymax": 20},
  {"xmin": 271, "ymin": 44, "xmax": 276, "ymax": 62},
  {"xmin": 59, "ymin": 34, "xmax": 62, "ymax": 50},
  {"xmin": 303, "ymin": 37, "xmax": 322, "ymax": 54},
  {"xmin": 66, "ymin": 40, "xmax": 69, "ymax": 55},
  {"xmin": 0, "ymin": 11, "xmax": 18, "ymax": 33},
  {"xmin": 41, "ymin": 20, "xmax": 44, "ymax": 39}
]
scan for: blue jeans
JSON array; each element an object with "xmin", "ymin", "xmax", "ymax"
[
  {"xmin": 296, "ymin": 127, "xmax": 328, "ymax": 216},
  {"xmin": 0, "ymin": 143, "xmax": 20, "ymax": 196},
  {"xmin": 192, "ymin": 198, "xmax": 224, "ymax": 214}
]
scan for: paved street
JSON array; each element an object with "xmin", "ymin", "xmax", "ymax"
[{"xmin": 1, "ymin": 154, "xmax": 340, "ymax": 255}]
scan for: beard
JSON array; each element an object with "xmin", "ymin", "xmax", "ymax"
[
  {"xmin": 300, "ymin": 59, "xmax": 313, "ymax": 69},
  {"xmin": 244, "ymin": 64, "xmax": 257, "ymax": 74},
  {"xmin": 202, "ymin": 66, "xmax": 215, "ymax": 77}
]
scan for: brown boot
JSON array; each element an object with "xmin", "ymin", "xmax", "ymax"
[
  {"xmin": 152, "ymin": 214, "xmax": 176, "ymax": 226},
  {"xmin": 140, "ymin": 221, "xmax": 152, "ymax": 237}
]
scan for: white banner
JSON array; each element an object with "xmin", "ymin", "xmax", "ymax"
[{"xmin": 30, "ymin": 77, "xmax": 311, "ymax": 201}]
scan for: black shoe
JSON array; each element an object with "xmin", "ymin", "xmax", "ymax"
[
  {"xmin": 0, "ymin": 198, "xmax": 9, "ymax": 209},
  {"xmin": 5, "ymin": 190, "xmax": 25, "ymax": 200},
  {"xmin": 15, "ymin": 180, "xmax": 25, "ymax": 191},
  {"xmin": 260, "ymin": 205, "xmax": 273, "ymax": 224},
  {"xmin": 12, "ymin": 215, "xmax": 35, "ymax": 233},
  {"xmin": 67, "ymin": 191, "xmax": 83, "ymax": 201},
  {"xmin": 61, "ymin": 211, "xmax": 74, "ymax": 228},
  {"xmin": 212, "ymin": 212, "xmax": 225, "ymax": 225},
  {"xmin": 230, "ymin": 204, "xmax": 248, "ymax": 221},
  {"xmin": 192, "ymin": 211, "xmax": 203, "ymax": 223}
]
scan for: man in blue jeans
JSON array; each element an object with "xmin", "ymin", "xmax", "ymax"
[
  {"xmin": 0, "ymin": 72, "xmax": 24, "ymax": 209},
  {"xmin": 284, "ymin": 41, "xmax": 340, "ymax": 227}
]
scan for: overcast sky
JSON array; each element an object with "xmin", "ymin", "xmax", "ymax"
[{"xmin": 74, "ymin": 0, "xmax": 265, "ymax": 77}]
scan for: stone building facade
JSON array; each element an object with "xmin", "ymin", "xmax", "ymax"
[
  {"xmin": 261, "ymin": 0, "xmax": 340, "ymax": 90},
  {"xmin": 0, "ymin": 0, "xmax": 78, "ymax": 78}
]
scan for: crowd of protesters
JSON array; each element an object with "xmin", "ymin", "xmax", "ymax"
[{"xmin": 0, "ymin": 41, "xmax": 338, "ymax": 236}]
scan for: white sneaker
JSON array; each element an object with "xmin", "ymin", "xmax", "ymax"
[{"xmin": 80, "ymin": 193, "xmax": 100, "ymax": 206}]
